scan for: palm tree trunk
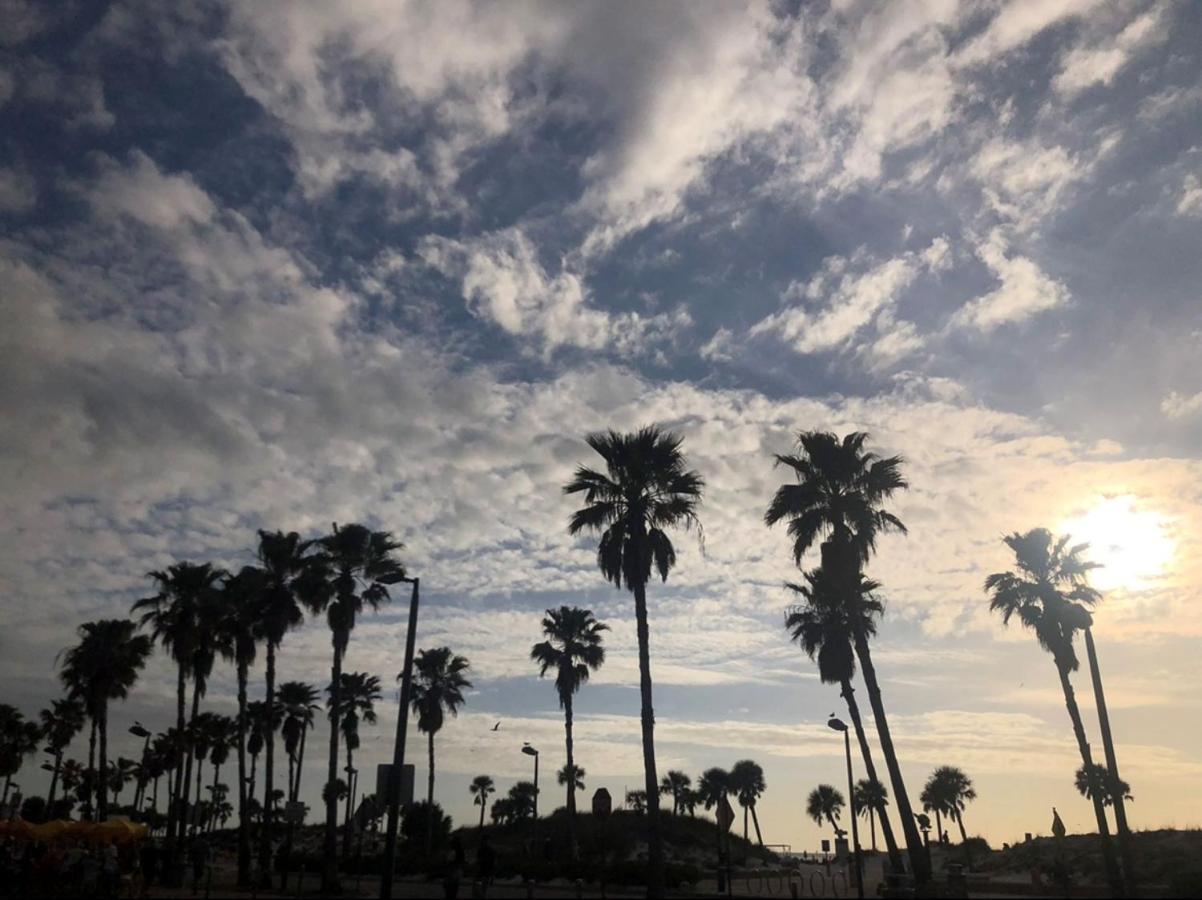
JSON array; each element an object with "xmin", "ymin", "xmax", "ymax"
[
  {"xmin": 180, "ymin": 682, "xmax": 201, "ymax": 842},
  {"xmin": 478, "ymin": 799, "xmax": 486, "ymax": 831},
  {"xmin": 841, "ymin": 679, "xmax": 903, "ymax": 873},
  {"xmin": 751, "ymin": 802, "xmax": 764, "ymax": 846},
  {"xmin": 742, "ymin": 802, "xmax": 750, "ymax": 864},
  {"xmin": 236, "ymin": 661, "xmax": 251, "ymax": 887},
  {"xmin": 425, "ymin": 730, "xmax": 436, "ymax": 857},
  {"xmin": 1085, "ymin": 628, "xmax": 1137, "ymax": 896},
  {"xmin": 955, "ymin": 810, "xmax": 967, "ymax": 844},
  {"xmin": 259, "ymin": 642, "xmax": 278, "ymax": 888},
  {"xmin": 47, "ymin": 751, "xmax": 62, "ymax": 810},
  {"xmin": 87, "ymin": 717, "xmax": 97, "ymax": 820},
  {"xmin": 934, "ymin": 809, "xmax": 942, "ymax": 845},
  {"xmin": 322, "ymin": 644, "xmax": 344, "ymax": 893},
  {"xmin": 869, "ymin": 808, "xmax": 877, "ymax": 851},
  {"xmin": 294, "ymin": 725, "xmax": 308, "ymax": 802},
  {"xmin": 633, "ymin": 580, "xmax": 665, "ymax": 899},
  {"xmin": 98, "ymin": 705, "xmax": 109, "ymax": 821},
  {"xmin": 212, "ymin": 763, "xmax": 221, "ymax": 834},
  {"xmin": 565, "ymin": 693, "xmax": 578, "ymax": 860},
  {"xmin": 152, "ymin": 776, "xmax": 160, "ymax": 816},
  {"xmin": 342, "ymin": 743, "xmax": 355, "ymax": 859},
  {"xmin": 1055, "ymin": 658, "xmax": 1124, "ymax": 896},
  {"xmin": 851, "ymin": 629, "xmax": 929, "ymax": 884}
]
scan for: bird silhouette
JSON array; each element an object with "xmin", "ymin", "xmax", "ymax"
[{"xmin": 491, "ymin": 722, "xmax": 501, "ymax": 731}]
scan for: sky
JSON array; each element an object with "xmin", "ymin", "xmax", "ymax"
[{"xmin": 2, "ymin": 0, "xmax": 1201, "ymax": 853}]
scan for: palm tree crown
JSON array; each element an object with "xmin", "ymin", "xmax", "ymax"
[
  {"xmin": 411, "ymin": 648, "xmax": 472, "ymax": 737},
  {"xmin": 531, "ymin": 606, "xmax": 608, "ymax": 705},
  {"xmin": 765, "ymin": 430, "xmax": 907, "ymax": 565},
  {"xmin": 807, "ymin": 784, "xmax": 845, "ymax": 833},
  {"xmin": 785, "ymin": 568, "xmax": 883, "ymax": 685}
]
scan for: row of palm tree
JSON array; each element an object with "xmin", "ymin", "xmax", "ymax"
[{"xmin": 919, "ymin": 766, "xmax": 976, "ymax": 845}]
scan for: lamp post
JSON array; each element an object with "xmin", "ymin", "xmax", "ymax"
[
  {"xmin": 522, "ymin": 743, "xmax": 540, "ymax": 849},
  {"xmin": 130, "ymin": 723, "xmax": 151, "ymax": 809},
  {"xmin": 381, "ymin": 576, "xmax": 420, "ymax": 900},
  {"xmin": 828, "ymin": 716, "xmax": 865, "ymax": 900}
]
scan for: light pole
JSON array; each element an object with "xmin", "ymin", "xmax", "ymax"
[
  {"xmin": 522, "ymin": 743, "xmax": 540, "ymax": 851},
  {"xmin": 130, "ymin": 723, "xmax": 151, "ymax": 809},
  {"xmin": 829, "ymin": 716, "xmax": 865, "ymax": 900},
  {"xmin": 381, "ymin": 575, "xmax": 420, "ymax": 900}
]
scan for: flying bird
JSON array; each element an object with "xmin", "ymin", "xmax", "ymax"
[{"xmin": 491, "ymin": 722, "xmax": 501, "ymax": 731}]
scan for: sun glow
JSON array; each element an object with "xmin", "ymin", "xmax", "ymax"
[{"xmin": 1059, "ymin": 496, "xmax": 1174, "ymax": 592}]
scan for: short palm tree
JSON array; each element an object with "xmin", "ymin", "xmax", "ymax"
[
  {"xmin": 564, "ymin": 426, "xmax": 703, "ymax": 899},
  {"xmin": 697, "ymin": 767, "xmax": 733, "ymax": 861},
  {"xmin": 785, "ymin": 567, "xmax": 903, "ymax": 872},
  {"xmin": 469, "ymin": 775, "xmax": 495, "ymax": 830},
  {"xmin": 508, "ymin": 781, "xmax": 537, "ymax": 819},
  {"xmin": 660, "ymin": 770, "xmax": 691, "ymax": 816},
  {"xmin": 253, "ymin": 530, "xmax": 317, "ymax": 884},
  {"xmin": 328, "ymin": 671, "xmax": 381, "ymax": 857},
  {"xmin": 806, "ymin": 784, "xmax": 845, "ymax": 846},
  {"xmin": 766, "ymin": 430, "xmax": 923, "ymax": 883},
  {"xmin": 986, "ymin": 528, "xmax": 1124, "ymax": 894},
  {"xmin": 531, "ymin": 604, "xmax": 607, "ymax": 858},
  {"xmin": 0, "ymin": 705, "xmax": 41, "ymax": 805},
  {"xmin": 730, "ymin": 760, "xmax": 766, "ymax": 855},
  {"xmin": 59, "ymin": 619, "xmax": 152, "ymax": 821},
  {"xmin": 920, "ymin": 775, "xmax": 950, "ymax": 845},
  {"xmin": 134, "ymin": 560, "xmax": 225, "ymax": 868},
  {"xmin": 279, "ymin": 681, "xmax": 321, "ymax": 805},
  {"xmin": 410, "ymin": 646, "xmax": 471, "ymax": 853},
  {"xmin": 853, "ymin": 778, "xmax": 889, "ymax": 852},
  {"xmin": 679, "ymin": 787, "xmax": 699, "ymax": 817},
  {"xmin": 927, "ymin": 766, "xmax": 975, "ymax": 843},
  {"xmin": 558, "ymin": 764, "xmax": 586, "ymax": 792},
  {"xmin": 207, "ymin": 717, "xmax": 236, "ymax": 818},
  {"xmin": 307, "ymin": 523, "xmax": 406, "ymax": 892},
  {"xmin": 40, "ymin": 697, "xmax": 86, "ymax": 809}
]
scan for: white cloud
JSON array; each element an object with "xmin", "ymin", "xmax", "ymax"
[
  {"xmin": 87, "ymin": 151, "xmax": 215, "ymax": 229},
  {"xmin": 1177, "ymin": 174, "xmax": 1202, "ymax": 217},
  {"xmin": 1161, "ymin": 390, "xmax": 1202, "ymax": 420},
  {"xmin": 1052, "ymin": 8, "xmax": 1165, "ymax": 99},
  {"xmin": 951, "ymin": 230, "xmax": 1068, "ymax": 331},
  {"xmin": 954, "ymin": 0, "xmax": 1106, "ymax": 68}
]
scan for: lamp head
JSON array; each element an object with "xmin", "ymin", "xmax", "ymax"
[
  {"xmin": 129, "ymin": 724, "xmax": 151, "ymax": 739},
  {"xmin": 827, "ymin": 716, "xmax": 848, "ymax": 732},
  {"xmin": 521, "ymin": 743, "xmax": 538, "ymax": 756}
]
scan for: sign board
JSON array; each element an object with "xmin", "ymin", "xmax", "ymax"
[
  {"xmin": 716, "ymin": 795, "xmax": 735, "ymax": 832},
  {"xmin": 821, "ymin": 839, "xmax": 830, "ymax": 853},
  {"xmin": 375, "ymin": 763, "xmax": 415, "ymax": 807},
  {"xmin": 284, "ymin": 801, "xmax": 307, "ymax": 824},
  {"xmin": 592, "ymin": 787, "xmax": 612, "ymax": 819}
]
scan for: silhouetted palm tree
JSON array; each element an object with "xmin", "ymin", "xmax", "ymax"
[
  {"xmin": 927, "ymin": 766, "xmax": 975, "ymax": 843},
  {"xmin": 279, "ymin": 681, "xmax": 321, "ymax": 805},
  {"xmin": 469, "ymin": 775, "xmax": 495, "ymax": 831},
  {"xmin": 920, "ymin": 775, "xmax": 949, "ymax": 845},
  {"xmin": 626, "ymin": 789, "xmax": 648, "ymax": 813},
  {"xmin": 40, "ymin": 697, "xmax": 85, "ymax": 810},
  {"xmin": 986, "ymin": 528, "xmax": 1124, "ymax": 895},
  {"xmin": 853, "ymin": 778, "xmax": 888, "ymax": 852},
  {"xmin": 253, "ymin": 530, "xmax": 315, "ymax": 883},
  {"xmin": 307, "ymin": 522, "xmax": 406, "ymax": 892},
  {"xmin": 531, "ymin": 604, "xmax": 607, "ymax": 858},
  {"xmin": 564, "ymin": 426, "xmax": 703, "ymax": 899},
  {"xmin": 679, "ymin": 787, "xmax": 699, "ymax": 817},
  {"xmin": 215, "ymin": 565, "xmax": 265, "ymax": 885},
  {"xmin": 660, "ymin": 770, "xmax": 691, "ymax": 816},
  {"xmin": 507, "ymin": 781, "xmax": 537, "ymax": 819},
  {"xmin": 730, "ymin": 760, "xmax": 766, "ymax": 856},
  {"xmin": 59, "ymin": 619, "xmax": 152, "ymax": 821},
  {"xmin": 766, "ymin": 430, "xmax": 923, "ymax": 883},
  {"xmin": 327, "ymin": 671, "xmax": 381, "ymax": 857},
  {"xmin": 0, "ymin": 705, "xmax": 41, "ymax": 805},
  {"xmin": 697, "ymin": 767, "xmax": 733, "ymax": 862},
  {"xmin": 1076, "ymin": 764, "xmax": 1132, "ymax": 808},
  {"xmin": 207, "ymin": 716, "xmax": 236, "ymax": 826},
  {"xmin": 411, "ymin": 647, "xmax": 471, "ymax": 852},
  {"xmin": 807, "ymin": 784, "xmax": 845, "ymax": 847},
  {"xmin": 558, "ymin": 764, "xmax": 586, "ymax": 792},
  {"xmin": 134, "ymin": 560, "xmax": 225, "ymax": 870},
  {"xmin": 785, "ymin": 567, "xmax": 904, "ymax": 872}
]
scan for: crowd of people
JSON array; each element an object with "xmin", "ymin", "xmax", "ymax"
[{"xmin": 0, "ymin": 836, "xmax": 163, "ymax": 898}]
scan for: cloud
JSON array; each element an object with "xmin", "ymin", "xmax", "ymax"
[
  {"xmin": 1161, "ymin": 390, "xmax": 1202, "ymax": 420},
  {"xmin": 951, "ymin": 230, "xmax": 1068, "ymax": 331},
  {"xmin": 1178, "ymin": 174, "xmax": 1202, "ymax": 217},
  {"xmin": 750, "ymin": 238, "xmax": 948, "ymax": 358},
  {"xmin": 1052, "ymin": 8, "xmax": 1165, "ymax": 99},
  {"xmin": 0, "ymin": 166, "xmax": 36, "ymax": 212},
  {"xmin": 954, "ymin": 0, "xmax": 1106, "ymax": 68}
]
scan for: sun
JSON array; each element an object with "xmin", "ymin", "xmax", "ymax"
[{"xmin": 1058, "ymin": 495, "xmax": 1174, "ymax": 592}]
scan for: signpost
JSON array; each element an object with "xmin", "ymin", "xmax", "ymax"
[{"xmin": 716, "ymin": 795, "xmax": 735, "ymax": 897}]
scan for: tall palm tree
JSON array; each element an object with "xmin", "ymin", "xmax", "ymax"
[
  {"xmin": 0, "ymin": 705, "xmax": 41, "ymax": 805},
  {"xmin": 660, "ymin": 770, "xmax": 691, "ymax": 816},
  {"xmin": 986, "ymin": 528, "xmax": 1124, "ymax": 895},
  {"xmin": 253, "ymin": 530, "xmax": 315, "ymax": 884},
  {"xmin": 469, "ymin": 775, "xmax": 495, "ymax": 831},
  {"xmin": 564, "ymin": 426, "xmax": 704, "ymax": 899},
  {"xmin": 806, "ymin": 784, "xmax": 845, "ymax": 847},
  {"xmin": 307, "ymin": 522, "xmax": 406, "ymax": 892},
  {"xmin": 853, "ymin": 778, "xmax": 889, "ymax": 852},
  {"xmin": 134, "ymin": 560, "xmax": 225, "ymax": 872},
  {"xmin": 279, "ymin": 681, "xmax": 321, "ymax": 805},
  {"xmin": 531, "ymin": 604, "xmax": 607, "ymax": 858},
  {"xmin": 766, "ymin": 430, "xmax": 924, "ymax": 884},
  {"xmin": 327, "ymin": 671, "xmax": 381, "ymax": 858},
  {"xmin": 730, "ymin": 760, "xmax": 766, "ymax": 856},
  {"xmin": 39, "ymin": 697, "xmax": 86, "ymax": 810},
  {"xmin": 59, "ymin": 619, "xmax": 152, "ymax": 821},
  {"xmin": 410, "ymin": 647, "xmax": 471, "ymax": 853},
  {"xmin": 785, "ymin": 567, "xmax": 904, "ymax": 873}
]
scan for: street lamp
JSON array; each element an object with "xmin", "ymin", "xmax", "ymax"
[
  {"xmin": 522, "ymin": 743, "xmax": 540, "ymax": 849},
  {"xmin": 129, "ymin": 722, "xmax": 152, "ymax": 809},
  {"xmin": 828, "ymin": 716, "xmax": 865, "ymax": 900},
  {"xmin": 381, "ymin": 575, "xmax": 421, "ymax": 900}
]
